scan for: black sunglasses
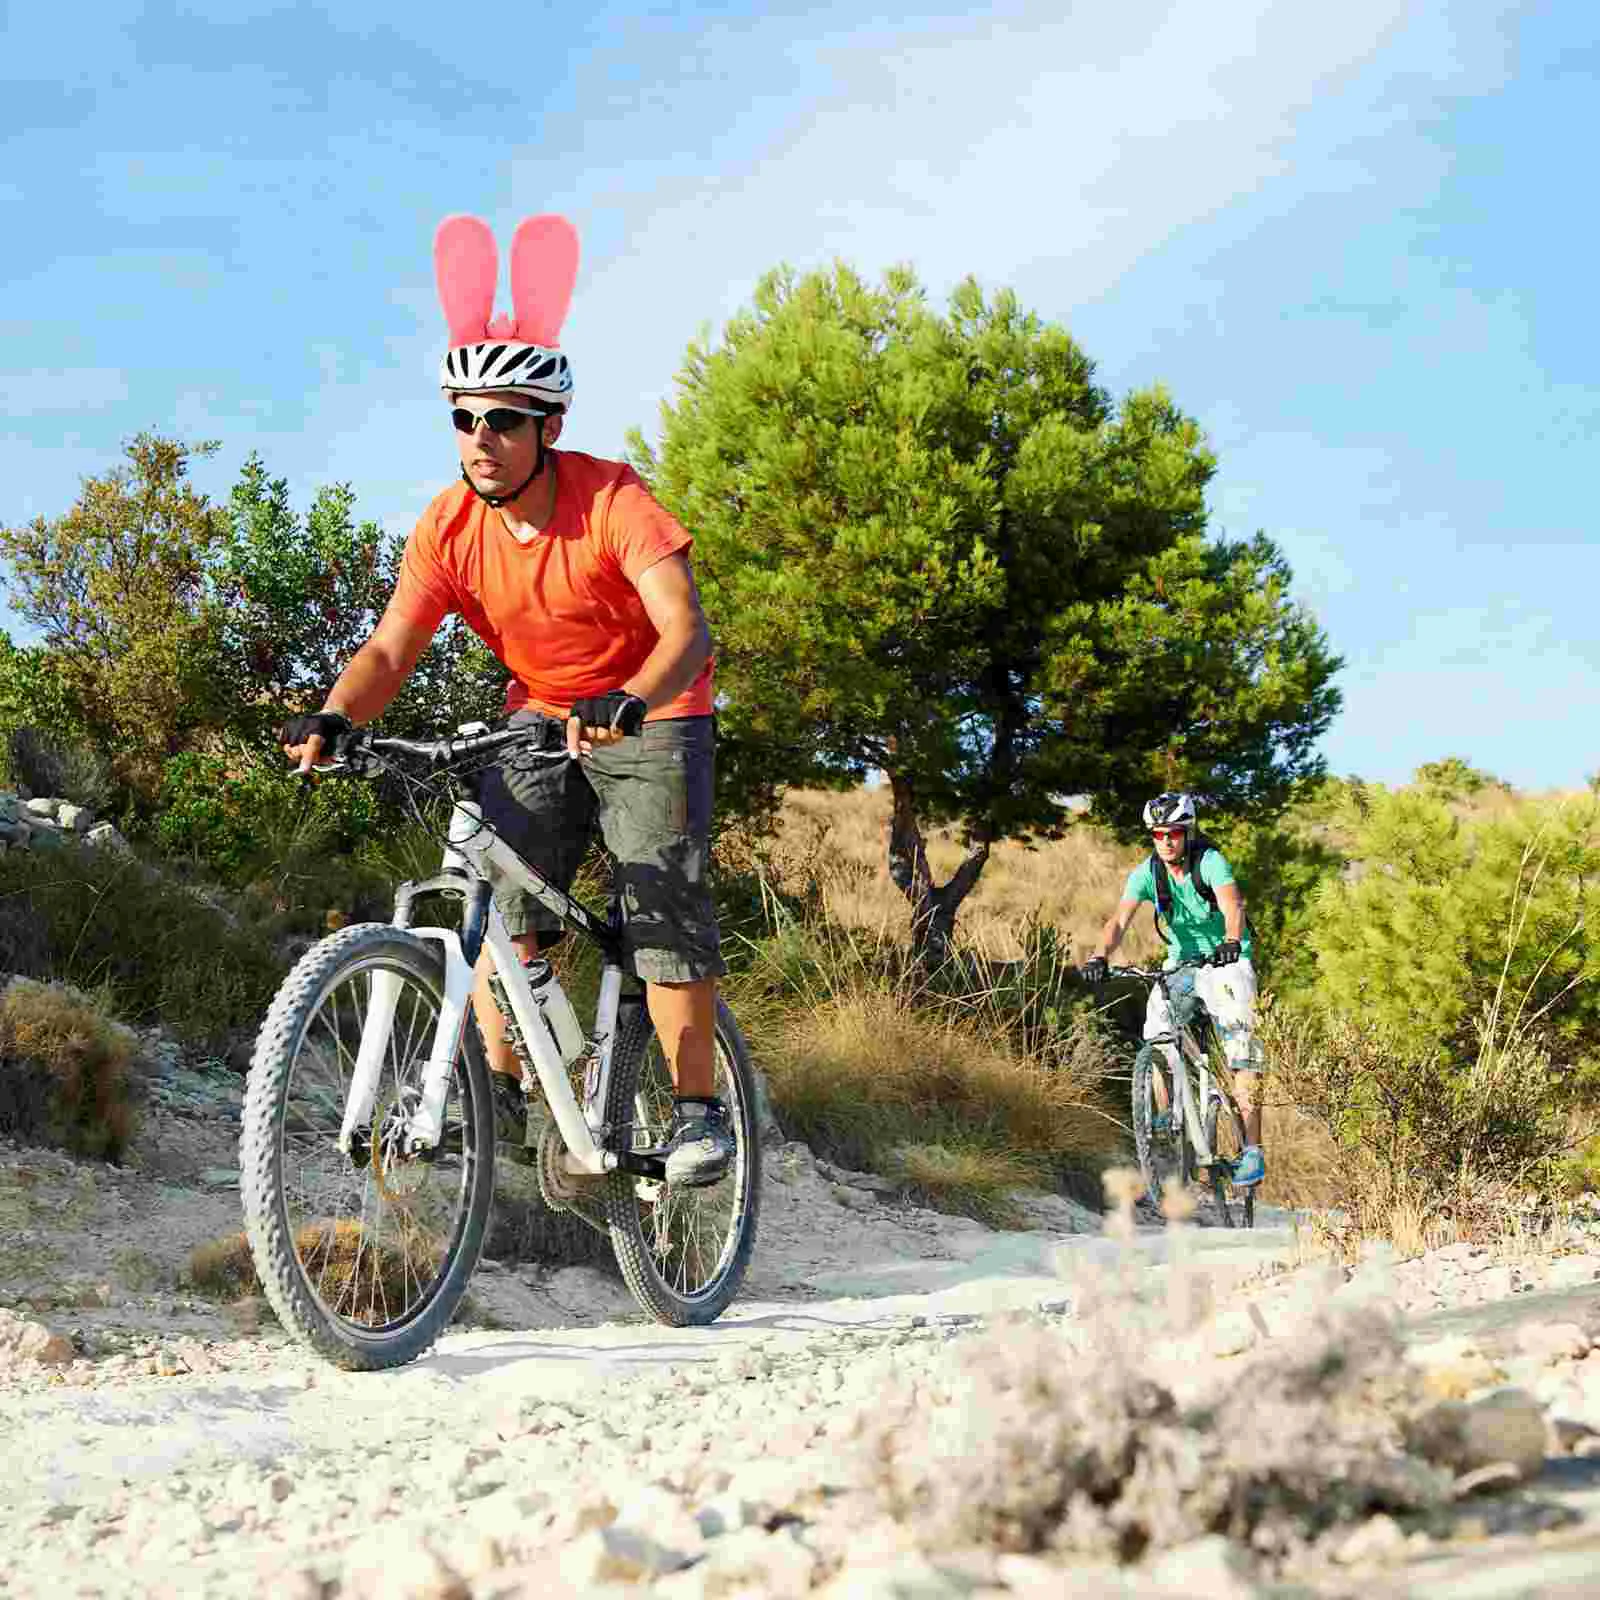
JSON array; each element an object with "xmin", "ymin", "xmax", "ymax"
[{"xmin": 449, "ymin": 400, "xmax": 546, "ymax": 435}]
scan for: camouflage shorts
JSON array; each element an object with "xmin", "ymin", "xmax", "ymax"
[{"xmin": 474, "ymin": 711, "xmax": 725, "ymax": 984}]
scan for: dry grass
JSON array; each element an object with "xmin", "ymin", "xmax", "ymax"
[
  {"xmin": 1257, "ymin": 1100, "xmax": 1342, "ymax": 1211},
  {"xmin": 186, "ymin": 1221, "xmax": 416, "ymax": 1313},
  {"xmin": 0, "ymin": 976, "xmax": 138, "ymax": 1160},
  {"xmin": 186, "ymin": 1230, "xmax": 261, "ymax": 1300},
  {"xmin": 748, "ymin": 786, "xmax": 1165, "ymax": 964},
  {"xmin": 724, "ymin": 911, "xmax": 1125, "ymax": 1220},
  {"xmin": 863, "ymin": 1187, "xmax": 1453, "ymax": 1568}
]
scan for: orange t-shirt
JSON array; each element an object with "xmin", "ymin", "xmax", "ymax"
[{"xmin": 391, "ymin": 451, "xmax": 714, "ymax": 720}]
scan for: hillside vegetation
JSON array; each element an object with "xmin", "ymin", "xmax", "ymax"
[
  {"xmin": 727, "ymin": 766, "xmax": 1600, "ymax": 1231},
  {"xmin": 4, "ymin": 726, "xmax": 1596, "ymax": 1236}
]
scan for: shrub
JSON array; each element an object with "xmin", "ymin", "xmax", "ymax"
[
  {"xmin": 1205, "ymin": 803, "xmax": 1345, "ymax": 994},
  {"xmin": 1260, "ymin": 997, "xmax": 1590, "ymax": 1250},
  {"xmin": 4, "ymin": 727, "xmax": 116, "ymax": 811},
  {"xmin": 0, "ymin": 844, "xmax": 283, "ymax": 1055},
  {"xmin": 1414, "ymin": 756, "xmax": 1506, "ymax": 801},
  {"xmin": 0, "ymin": 634, "xmax": 95, "ymax": 791},
  {"xmin": 1305, "ymin": 788, "xmax": 1600, "ymax": 1065},
  {"xmin": 185, "ymin": 1231, "xmax": 261, "ymax": 1300},
  {"xmin": 865, "ymin": 1299, "xmax": 1445, "ymax": 1563},
  {"xmin": 0, "ymin": 976, "xmax": 138, "ymax": 1160},
  {"xmin": 186, "ymin": 1221, "xmax": 413, "ymax": 1309},
  {"xmin": 154, "ymin": 746, "xmax": 382, "ymax": 887}
]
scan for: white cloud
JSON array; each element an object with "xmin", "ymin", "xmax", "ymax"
[{"xmin": 511, "ymin": 0, "xmax": 1427, "ymax": 456}]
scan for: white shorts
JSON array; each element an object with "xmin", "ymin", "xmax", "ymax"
[{"xmin": 1144, "ymin": 959, "xmax": 1262, "ymax": 1071}]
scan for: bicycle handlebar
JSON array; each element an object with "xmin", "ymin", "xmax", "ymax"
[
  {"xmin": 308, "ymin": 723, "xmax": 572, "ymax": 777},
  {"xmin": 1100, "ymin": 955, "xmax": 1217, "ymax": 981}
]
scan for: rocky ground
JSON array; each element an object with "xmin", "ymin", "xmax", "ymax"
[{"xmin": 3, "ymin": 1036, "xmax": 1600, "ymax": 1598}]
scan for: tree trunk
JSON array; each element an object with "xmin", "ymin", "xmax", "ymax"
[{"xmin": 885, "ymin": 773, "xmax": 992, "ymax": 969}]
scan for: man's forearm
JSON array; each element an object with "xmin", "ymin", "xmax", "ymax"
[
  {"xmin": 621, "ymin": 619, "xmax": 712, "ymax": 711},
  {"xmin": 323, "ymin": 638, "xmax": 415, "ymax": 726}
]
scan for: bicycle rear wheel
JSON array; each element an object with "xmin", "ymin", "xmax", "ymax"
[
  {"xmin": 602, "ymin": 996, "xmax": 760, "ymax": 1325},
  {"xmin": 240, "ymin": 924, "xmax": 495, "ymax": 1369},
  {"xmin": 1132, "ymin": 1042, "xmax": 1193, "ymax": 1214}
]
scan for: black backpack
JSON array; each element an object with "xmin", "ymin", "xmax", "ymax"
[{"xmin": 1149, "ymin": 831, "xmax": 1247, "ymax": 938}]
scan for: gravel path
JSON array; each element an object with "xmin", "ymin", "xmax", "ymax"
[{"xmin": 5, "ymin": 1112, "xmax": 1600, "ymax": 1597}]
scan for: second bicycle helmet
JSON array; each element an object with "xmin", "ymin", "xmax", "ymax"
[{"xmin": 1143, "ymin": 791, "xmax": 1197, "ymax": 829}]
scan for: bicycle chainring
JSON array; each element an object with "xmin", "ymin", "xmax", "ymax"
[{"xmin": 535, "ymin": 1123, "xmax": 609, "ymax": 1236}]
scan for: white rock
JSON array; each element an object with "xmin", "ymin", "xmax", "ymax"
[
  {"xmin": 24, "ymin": 797, "xmax": 59, "ymax": 819},
  {"xmin": 1544, "ymin": 1255, "xmax": 1600, "ymax": 1290},
  {"xmin": 996, "ymin": 1555, "xmax": 1133, "ymax": 1595},
  {"xmin": 56, "ymin": 803, "xmax": 91, "ymax": 833},
  {"xmin": 339, "ymin": 1529, "xmax": 468, "ymax": 1600},
  {"xmin": 694, "ymin": 1492, "xmax": 772, "ymax": 1538},
  {"xmin": 1407, "ymin": 1388, "xmax": 1548, "ymax": 1482},
  {"xmin": 658, "ymin": 1525, "xmax": 818, "ymax": 1598},
  {"xmin": 1144, "ymin": 1535, "xmax": 1260, "ymax": 1598},
  {"xmin": 1331, "ymin": 1513, "xmax": 1407, "ymax": 1565},
  {"xmin": 0, "ymin": 1308, "xmax": 74, "ymax": 1368},
  {"xmin": 1205, "ymin": 1309, "xmax": 1258, "ymax": 1359},
  {"xmin": 1513, "ymin": 1321, "xmax": 1591, "ymax": 1365},
  {"xmin": 815, "ymin": 1552, "xmax": 977, "ymax": 1597},
  {"xmin": 558, "ymin": 1523, "xmax": 691, "ymax": 1586},
  {"xmin": 85, "ymin": 821, "xmax": 131, "ymax": 853}
]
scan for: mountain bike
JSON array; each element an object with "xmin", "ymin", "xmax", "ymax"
[
  {"xmin": 239, "ymin": 721, "xmax": 761, "ymax": 1371},
  {"xmin": 1106, "ymin": 958, "xmax": 1255, "ymax": 1229}
]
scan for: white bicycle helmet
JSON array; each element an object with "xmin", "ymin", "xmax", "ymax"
[
  {"xmin": 438, "ymin": 341, "xmax": 574, "ymax": 412},
  {"xmin": 1143, "ymin": 791, "xmax": 1197, "ymax": 829}
]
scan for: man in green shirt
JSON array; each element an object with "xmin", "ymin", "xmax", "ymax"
[{"xmin": 1084, "ymin": 791, "xmax": 1265, "ymax": 1187}]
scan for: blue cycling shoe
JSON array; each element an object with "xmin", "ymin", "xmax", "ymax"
[{"xmin": 1229, "ymin": 1144, "xmax": 1265, "ymax": 1187}]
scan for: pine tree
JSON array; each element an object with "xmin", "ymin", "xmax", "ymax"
[{"xmin": 632, "ymin": 264, "xmax": 1342, "ymax": 960}]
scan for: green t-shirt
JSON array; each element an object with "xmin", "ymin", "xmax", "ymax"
[{"xmin": 1123, "ymin": 848, "xmax": 1252, "ymax": 966}]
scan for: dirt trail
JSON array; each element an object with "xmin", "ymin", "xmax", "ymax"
[{"xmin": 4, "ymin": 1118, "xmax": 1600, "ymax": 1598}]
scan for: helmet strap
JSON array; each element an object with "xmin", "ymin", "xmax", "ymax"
[{"xmin": 459, "ymin": 424, "xmax": 549, "ymax": 509}]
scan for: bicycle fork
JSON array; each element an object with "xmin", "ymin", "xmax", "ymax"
[
  {"xmin": 335, "ymin": 934, "xmax": 477, "ymax": 1158},
  {"xmin": 1157, "ymin": 1029, "xmax": 1217, "ymax": 1169}
]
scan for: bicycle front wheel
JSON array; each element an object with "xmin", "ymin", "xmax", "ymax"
[
  {"xmin": 602, "ymin": 996, "xmax": 760, "ymax": 1326},
  {"xmin": 1132, "ymin": 1042, "xmax": 1193, "ymax": 1214},
  {"xmin": 1204, "ymin": 1093, "xmax": 1255, "ymax": 1230},
  {"xmin": 239, "ymin": 924, "xmax": 495, "ymax": 1370}
]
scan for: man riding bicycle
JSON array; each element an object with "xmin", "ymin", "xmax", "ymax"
[
  {"xmin": 1083, "ymin": 792, "xmax": 1265, "ymax": 1188},
  {"xmin": 280, "ymin": 214, "xmax": 733, "ymax": 1189}
]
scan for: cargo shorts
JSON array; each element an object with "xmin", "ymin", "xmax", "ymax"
[{"xmin": 474, "ymin": 710, "xmax": 725, "ymax": 984}]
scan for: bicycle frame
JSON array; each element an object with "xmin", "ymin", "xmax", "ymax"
[
  {"xmin": 1124, "ymin": 961, "xmax": 1227, "ymax": 1170},
  {"xmin": 1146, "ymin": 991, "xmax": 1219, "ymax": 1166},
  {"xmin": 335, "ymin": 782, "xmax": 632, "ymax": 1179}
]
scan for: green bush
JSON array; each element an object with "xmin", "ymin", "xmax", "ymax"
[
  {"xmin": 0, "ymin": 844, "xmax": 283, "ymax": 1056},
  {"xmin": 0, "ymin": 634, "xmax": 99, "ymax": 796},
  {"xmin": 1304, "ymin": 788, "xmax": 1600, "ymax": 1065},
  {"xmin": 1207, "ymin": 794, "xmax": 1347, "ymax": 994},
  {"xmin": 5, "ymin": 727, "xmax": 116, "ymax": 811},
  {"xmin": 154, "ymin": 747, "xmax": 382, "ymax": 886},
  {"xmin": 0, "ymin": 977, "xmax": 138, "ymax": 1160},
  {"xmin": 1262, "ymin": 996, "xmax": 1588, "ymax": 1244},
  {"xmin": 1414, "ymin": 756, "xmax": 1507, "ymax": 802}
]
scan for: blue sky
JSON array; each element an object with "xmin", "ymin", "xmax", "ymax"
[{"xmin": 2, "ymin": 0, "xmax": 1596, "ymax": 789}]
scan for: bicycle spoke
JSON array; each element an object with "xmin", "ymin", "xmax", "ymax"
[
  {"xmin": 274, "ymin": 955, "xmax": 477, "ymax": 1333},
  {"xmin": 622, "ymin": 1029, "xmax": 741, "ymax": 1299}
]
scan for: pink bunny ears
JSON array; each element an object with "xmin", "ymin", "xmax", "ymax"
[{"xmin": 433, "ymin": 214, "xmax": 579, "ymax": 348}]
